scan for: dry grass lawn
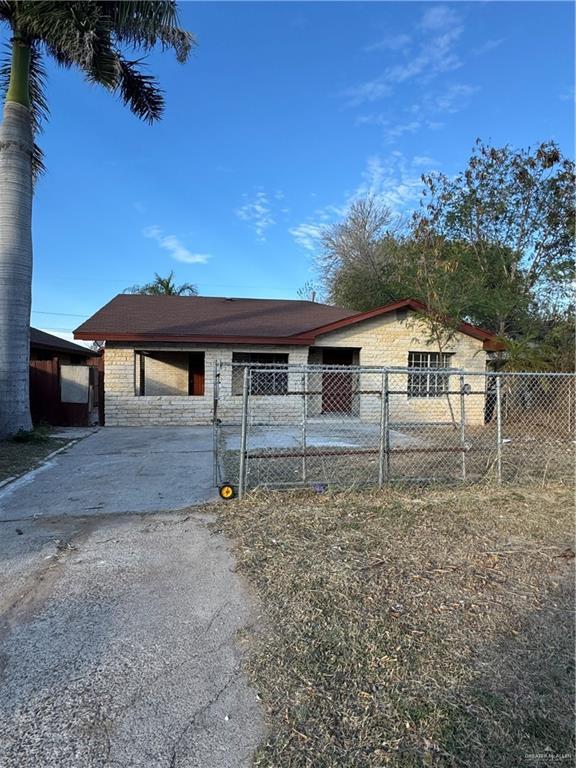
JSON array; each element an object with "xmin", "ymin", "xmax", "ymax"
[
  {"xmin": 0, "ymin": 432, "xmax": 67, "ymax": 482},
  {"xmin": 218, "ymin": 483, "xmax": 575, "ymax": 767}
]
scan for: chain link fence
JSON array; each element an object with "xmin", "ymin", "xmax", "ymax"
[{"xmin": 213, "ymin": 362, "xmax": 575, "ymax": 497}]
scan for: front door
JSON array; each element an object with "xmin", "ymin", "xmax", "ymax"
[{"xmin": 321, "ymin": 348, "xmax": 354, "ymax": 414}]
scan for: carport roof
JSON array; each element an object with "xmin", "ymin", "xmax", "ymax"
[
  {"xmin": 74, "ymin": 295, "xmax": 501, "ymax": 349},
  {"xmin": 31, "ymin": 327, "xmax": 98, "ymax": 357}
]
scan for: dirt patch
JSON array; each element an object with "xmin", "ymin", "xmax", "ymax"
[{"xmin": 218, "ymin": 483, "xmax": 575, "ymax": 767}]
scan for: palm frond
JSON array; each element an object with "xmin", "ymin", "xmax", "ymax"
[
  {"xmin": 176, "ymin": 282, "xmax": 198, "ymax": 296},
  {"xmin": 16, "ymin": 2, "xmax": 118, "ymax": 87},
  {"xmin": 126, "ymin": 271, "xmax": 198, "ymax": 296},
  {"xmin": 0, "ymin": 42, "xmax": 48, "ymax": 178},
  {"xmin": 31, "ymin": 144, "xmax": 45, "ymax": 177},
  {"xmin": 0, "ymin": 1, "xmax": 13, "ymax": 23},
  {"xmin": 44, "ymin": 42, "xmax": 73, "ymax": 69},
  {"xmin": 26, "ymin": 45, "xmax": 48, "ymax": 137},
  {"xmin": 114, "ymin": 55, "xmax": 164, "ymax": 123},
  {"xmin": 103, "ymin": 1, "xmax": 195, "ymax": 63},
  {"xmin": 7, "ymin": 0, "xmax": 192, "ymax": 129}
]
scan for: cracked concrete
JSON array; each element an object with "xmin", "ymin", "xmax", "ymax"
[{"xmin": 0, "ymin": 508, "xmax": 264, "ymax": 767}]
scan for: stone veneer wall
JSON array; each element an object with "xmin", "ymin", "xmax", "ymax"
[
  {"xmin": 103, "ymin": 312, "xmax": 488, "ymax": 426},
  {"xmin": 143, "ymin": 352, "xmax": 189, "ymax": 396},
  {"xmin": 104, "ymin": 343, "xmax": 309, "ymax": 426},
  {"xmin": 313, "ymin": 312, "xmax": 487, "ymax": 425}
]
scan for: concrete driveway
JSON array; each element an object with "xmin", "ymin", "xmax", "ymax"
[
  {"xmin": 0, "ymin": 428, "xmax": 264, "ymax": 767},
  {"xmin": 0, "ymin": 427, "xmax": 217, "ymax": 521}
]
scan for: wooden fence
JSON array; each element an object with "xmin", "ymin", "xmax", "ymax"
[{"xmin": 29, "ymin": 357, "xmax": 104, "ymax": 427}]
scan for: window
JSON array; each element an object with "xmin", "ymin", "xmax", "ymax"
[
  {"xmin": 232, "ymin": 352, "xmax": 289, "ymax": 395},
  {"xmin": 135, "ymin": 351, "xmax": 205, "ymax": 396},
  {"xmin": 407, "ymin": 351, "xmax": 453, "ymax": 398}
]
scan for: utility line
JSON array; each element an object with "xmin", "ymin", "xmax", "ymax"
[{"xmin": 32, "ymin": 310, "xmax": 89, "ymax": 317}]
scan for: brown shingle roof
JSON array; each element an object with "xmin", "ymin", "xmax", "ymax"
[
  {"xmin": 74, "ymin": 295, "xmax": 499, "ymax": 349},
  {"xmin": 74, "ymin": 295, "xmax": 353, "ymax": 342}
]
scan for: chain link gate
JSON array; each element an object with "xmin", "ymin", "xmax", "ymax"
[{"xmin": 213, "ymin": 363, "xmax": 575, "ymax": 498}]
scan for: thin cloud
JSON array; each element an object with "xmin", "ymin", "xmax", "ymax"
[
  {"xmin": 419, "ymin": 5, "xmax": 460, "ymax": 32},
  {"xmin": 235, "ymin": 190, "xmax": 276, "ymax": 241},
  {"xmin": 343, "ymin": 78, "xmax": 392, "ymax": 107},
  {"xmin": 355, "ymin": 153, "xmax": 423, "ymax": 210},
  {"xmin": 290, "ymin": 154, "xmax": 425, "ymax": 253},
  {"xmin": 473, "ymin": 38, "xmax": 504, "ymax": 56},
  {"xmin": 384, "ymin": 28, "xmax": 462, "ymax": 85},
  {"xmin": 426, "ymin": 83, "xmax": 480, "ymax": 113},
  {"xmin": 412, "ymin": 155, "xmax": 439, "ymax": 167},
  {"xmin": 344, "ymin": 4, "xmax": 463, "ymax": 107},
  {"xmin": 357, "ymin": 81, "xmax": 478, "ymax": 143},
  {"xmin": 143, "ymin": 226, "xmax": 211, "ymax": 264},
  {"xmin": 356, "ymin": 114, "xmax": 423, "ymax": 142},
  {"xmin": 559, "ymin": 86, "xmax": 576, "ymax": 102},
  {"xmin": 289, "ymin": 223, "xmax": 325, "ymax": 253},
  {"xmin": 365, "ymin": 33, "xmax": 411, "ymax": 53}
]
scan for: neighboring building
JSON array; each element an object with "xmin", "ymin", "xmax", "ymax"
[
  {"xmin": 30, "ymin": 328, "xmax": 98, "ymax": 363},
  {"xmin": 30, "ymin": 328, "xmax": 103, "ymax": 426},
  {"xmin": 74, "ymin": 296, "xmax": 500, "ymax": 427}
]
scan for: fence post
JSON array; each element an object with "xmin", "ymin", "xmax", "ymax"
[
  {"xmin": 385, "ymin": 372, "xmax": 391, "ymax": 480},
  {"xmin": 238, "ymin": 366, "xmax": 250, "ymax": 499},
  {"xmin": 495, "ymin": 376, "xmax": 502, "ymax": 483},
  {"xmin": 378, "ymin": 370, "xmax": 390, "ymax": 486},
  {"xmin": 459, "ymin": 374, "xmax": 466, "ymax": 482},
  {"xmin": 568, "ymin": 378, "xmax": 573, "ymax": 436},
  {"xmin": 378, "ymin": 371, "xmax": 385, "ymax": 487},
  {"xmin": 301, "ymin": 369, "xmax": 308, "ymax": 484},
  {"xmin": 212, "ymin": 361, "xmax": 219, "ymax": 487}
]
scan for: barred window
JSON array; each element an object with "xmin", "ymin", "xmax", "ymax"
[
  {"xmin": 407, "ymin": 351, "xmax": 453, "ymax": 398},
  {"xmin": 232, "ymin": 353, "xmax": 289, "ymax": 396}
]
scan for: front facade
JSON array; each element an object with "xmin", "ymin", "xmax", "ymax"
[{"xmin": 75, "ymin": 296, "xmax": 499, "ymax": 427}]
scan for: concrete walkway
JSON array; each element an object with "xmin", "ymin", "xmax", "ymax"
[{"xmin": 0, "ymin": 427, "xmax": 217, "ymax": 521}]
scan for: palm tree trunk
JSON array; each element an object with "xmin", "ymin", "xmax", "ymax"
[{"xmin": 0, "ymin": 39, "xmax": 33, "ymax": 437}]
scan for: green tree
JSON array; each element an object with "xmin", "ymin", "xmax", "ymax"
[
  {"xmin": 319, "ymin": 198, "xmax": 483, "ymax": 335},
  {"xmin": 417, "ymin": 139, "xmax": 575, "ymax": 336},
  {"xmin": 126, "ymin": 271, "xmax": 198, "ymax": 296},
  {"xmin": 503, "ymin": 306, "xmax": 575, "ymax": 372},
  {"xmin": 0, "ymin": 1, "xmax": 193, "ymax": 437},
  {"xmin": 320, "ymin": 142, "xmax": 575, "ymax": 370}
]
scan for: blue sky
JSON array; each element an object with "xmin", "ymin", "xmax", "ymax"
[{"xmin": 21, "ymin": 1, "xmax": 574, "ymax": 341}]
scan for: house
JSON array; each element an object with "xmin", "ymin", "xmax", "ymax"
[
  {"xmin": 74, "ymin": 296, "xmax": 500, "ymax": 427},
  {"xmin": 29, "ymin": 328, "xmax": 103, "ymax": 426}
]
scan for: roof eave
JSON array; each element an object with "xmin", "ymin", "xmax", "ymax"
[
  {"xmin": 74, "ymin": 331, "xmax": 313, "ymax": 346},
  {"xmin": 483, "ymin": 338, "xmax": 506, "ymax": 352},
  {"xmin": 299, "ymin": 298, "xmax": 499, "ymax": 345}
]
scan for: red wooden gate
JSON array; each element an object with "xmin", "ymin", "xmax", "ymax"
[{"xmin": 29, "ymin": 359, "xmax": 61, "ymax": 424}]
